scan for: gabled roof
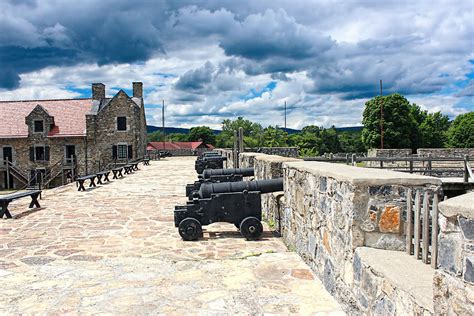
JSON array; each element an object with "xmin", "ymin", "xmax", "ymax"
[
  {"xmin": 0, "ymin": 98, "xmax": 93, "ymax": 138},
  {"xmin": 147, "ymin": 141, "xmax": 215, "ymax": 150}
]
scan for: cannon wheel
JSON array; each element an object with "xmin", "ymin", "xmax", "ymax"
[
  {"xmin": 178, "ymin": 218, "xmax": 202, "ymax": 241},
  {"xmin": 239, "ymin": 217, "xmax": 263, "ymax": 240}
]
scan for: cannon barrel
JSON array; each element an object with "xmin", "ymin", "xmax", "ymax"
[
  {"xmin": 202, "ymin": 168, "xmax": 254, "ymax": 179},
  {"xmin": 199, "ymin": 178, "xmax": 283, "ymax": 199},
  {"xmin": 201, "ymin": 156, "xmax": 227, "ymax": 161},
  {"xmin": 200, "ymin": 152, "xmax": 220, "ymax": 158}
]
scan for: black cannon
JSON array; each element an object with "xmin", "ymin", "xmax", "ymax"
[
  {"xmin": 195, "ymin": 155, "xmax": 227, "ymax": 174},
  {"xmin": 174, "ymin": 178, "xmax": 283, "ymax": 241},
  {"xmin": 186, "ymin": 167, "xmax": 255, "ymax": 199}
]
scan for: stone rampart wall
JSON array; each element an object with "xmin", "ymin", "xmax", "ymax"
[
  {"xmin": 239, "ymin": 153, "xmax": 301, "ymax": 231},
  {"xmin": 282, "ymin": 161, "xmax": 442, "ymax": 313},
  {"xmin": 434, "ymin": 193, "xmax": 474, "ymax": 315}
]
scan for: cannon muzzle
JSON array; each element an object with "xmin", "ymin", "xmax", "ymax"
[
  {"xmin": 199, "ymin": 178, "xmax": 283, "ymax": 199},
  {"xmin": 202, "ymin": 167, "xmax": 254, "ymax": 179}
]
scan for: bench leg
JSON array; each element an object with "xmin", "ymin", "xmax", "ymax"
[
  {"xmin": 29, "ymin": 193, "xmax": 41, "ymax": 209},
  {"xmin": 119, "ymin": 171, "xmax": 123, "ymax": 177},
  {"xmin": 104, "ymin": 173, "xmax": 110, "ymax": 182},
  {"xmin": 97, "ymin": 174, "xmax": 103, "ymax": 185},
  {"xmin": 78, "ymin": 180, "xmax": 86, "ymax": 191},
  {"xmin": 90, "ymin": 178, "xmax": 96, "ymax": 187},
  {"xmin": 0, "ymin": 201, "xmax": 12, "ymax": 219},
  {"xmin": 112, "ymin": 171, "xmax": 117, "ymax": 179}
]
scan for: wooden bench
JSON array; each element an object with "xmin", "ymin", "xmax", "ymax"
[
  {"xmin": 96, "ymin": 171, "xmax": 111, "ymax": 184},
  {"xmin": 112, "ymin": 167, "xmax": 123, "ymax": 179},
  {"xmin": 0, "ymin": 190, "xmax": 42, "ymax": 219},
  {"xmin": 132, "ymin": 162, "xmax": 140, "ymax": 171},
  {"xmin": 76, "ymin": 174, "xmax": 97, "ymax": 191},
  {"xmin": 123, "ymin": 165, "xmax": 134, "ymax": 174}
]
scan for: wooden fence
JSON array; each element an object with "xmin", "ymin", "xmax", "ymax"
[{"xmin": 406, "ymin": 189, "xmax": 440, "ymax": 268}]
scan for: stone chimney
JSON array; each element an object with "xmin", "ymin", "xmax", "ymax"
[
  {"xmin": 133, "ymin": 82, "xmax": 143, "ymax": 98},
  {"xmin": 92, "ymin": 83, "xmax": 105, "ymax": 100}
]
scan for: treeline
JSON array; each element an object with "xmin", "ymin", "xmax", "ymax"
[
  {"xmin": 148, "ymin": 94, "xmax": 473, "ymax": 156},
  {"xmin": 362, "ymin": 94, "xmax": 473, "ymax": 149}
]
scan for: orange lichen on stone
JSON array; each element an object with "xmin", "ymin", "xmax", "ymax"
[
  {"xmin": 323, "ymin": 229, "xmax": 331, "ymax": 254},
  {"xmin": 379, "ymin": 205, "xmax": 401, "ymax": 233},
  {"xmin": 291, "ymin": 269, "xmax": 314, "ymax": 280}
]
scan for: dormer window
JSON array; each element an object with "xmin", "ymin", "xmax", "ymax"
[
  {"xmin": 34, "ymin": 120, "xmax": 44, "ymax": 133},
  {"xmin": 117, "ymin": 117, "xmax": 127, "ymax": 131}
]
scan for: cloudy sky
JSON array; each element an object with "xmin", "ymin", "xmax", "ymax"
[{"xmin": 0, "ymin": 0, "xmax": 472, "ymax": 129}]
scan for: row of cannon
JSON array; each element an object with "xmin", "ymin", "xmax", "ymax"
[{"xmin": 174, "ymin": 151, "xmax": 283, "ymax": 241}]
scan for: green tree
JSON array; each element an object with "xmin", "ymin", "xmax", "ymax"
[
  {"xmin": 419, "ymin": 112, "xmax": 450, "ymax": 148},
  {"xmin": 262, "ymin": 126, "xmax": 288, "ymax": 147},
  {"xmin": 167, "ymin": 133, "xmax": 189, "ymax": 142},
  {"xmin": 188, "ymin": 126, "xmax": 216, "ymax": 145},
  {"xmin": 320, "ymin": 126, "xmax": 341, "ymax": 153},
  {"xmin": 447, "ymin": 112, "xmax": 474, "ymax": 148},
  {"xmin": 147, "ymin": 131, "xmax": 165, "ymax": 142},
  {"xmin": 216, "ymin": 117, "xmax": 263, "ymax": 148},
  {"xmin": 362, "ymin": 94, "xmax": 415, "ymax": 149}
]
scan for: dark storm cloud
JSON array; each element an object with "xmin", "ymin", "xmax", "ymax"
[
  {"xmin": 0, "ymin": 0, "xmax": 170, "ymax": 89},
  {"xmin": 0, "ymin": 0, "xmax": 472, "ymax": 109},
  {"xmin": 174, "ymin": 62, "xmax": 215, "ymax": 92}
]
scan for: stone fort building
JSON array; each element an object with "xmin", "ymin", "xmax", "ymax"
[{"xmin": 0, "ymin": 82, "xmax": 147, "ymax": 189}]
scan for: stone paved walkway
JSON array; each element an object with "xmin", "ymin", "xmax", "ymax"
[{"xmin": 0, "ymin": 157, "xmax": 344, "ymax": 315}]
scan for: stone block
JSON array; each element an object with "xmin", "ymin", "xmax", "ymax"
[
  {"xmin": 373, "ymin": 296, "xmax": 395, "ymax": 316},
  {"xmin": 459, "ymin": 217, "xmax": 474, "ymax": 240},
  {"xmin": 438, "ymin": 233, "xmax": 463, "ymax": 275},
  {"xmin": 465, "ymin": 256, "xmax": 474, "ymax": 284},
  {"xmin": 365, "ymin": 232, "xmax": 405, "ymax": 251},
  {"xmin": 323, "ymin": 259, "xmax": 336, "ymax": 294},
  {"xmin": 379, "ymin": 205, "xmax": 401, "ymax": 233}
]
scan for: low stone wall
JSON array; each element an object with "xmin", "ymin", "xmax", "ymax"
[
  {"xmin": 282, "ymin": 161, "xmax": 442, "ymax": 313},
  {"xmin": 417, "ymin": 148, "xmax": 474, "ymax": 158},
  {"xmin": 368, "ymin": 148, "xmax": 413, "ymax": 157},
  {"xmin": 253, "ymin": 147, "xmax": 299, "ymax": 158},
  {"xmin": 434, "ymin": 192, "xmax": 474, "ymax": 315},
  {"xmin": 239, "ymin": 153, "xmax": 301, "ymax": 231}
]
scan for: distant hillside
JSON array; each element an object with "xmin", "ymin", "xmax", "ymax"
[{"xmin": 146, "ymin": 125, "xmax": 363, "ymax": 134}]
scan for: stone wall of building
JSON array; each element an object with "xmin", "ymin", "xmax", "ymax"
[
  {"xmin": 86, "ymin": 90, "xmax": 146, "ymax": 173},
  {"xmin": 434, "ymin": 192, "xmax": 474, "ymax": 315},
  {"xmin": 0, "ymin": 136, "xmax": 87, "ymax": 189},
  {"xmin": 281, "ymin": 161, "xmax": 441, "ymax": 313}
]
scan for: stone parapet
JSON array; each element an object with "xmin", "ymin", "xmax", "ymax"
[
  {"xmin": 434, "ymin": 193, "xmax": 474, "ymax": 314},
  {"xmin": 281, "ymin": 161, "xmax": 442, "ymax": 313},
  {"xmin": 239, "ymin": 153, "xmax": 301, "ymax": 232}
]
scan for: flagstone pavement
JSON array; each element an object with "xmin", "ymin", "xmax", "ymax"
[{"xmin": 0, "ymin": 157, "xmax": 344, "ymax": 315}]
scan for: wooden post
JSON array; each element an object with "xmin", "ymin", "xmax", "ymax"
[
  {"xmin": 431, "ymin": 194, "xmax": 439, "ymax": 268},
  {"xmin": 6, "ymin": 157, "xmax": 10, "ymax": 189},
  {"xmin": 427, "ymin": 154, "xmax": 432, "ymax": 176},
  {"xmin": 414, "ymin": 190, "xmax": 421, "ymax": 259},
  {"xmin": 409, "ymin": 160, "xmax": 414, "ymax": 174},
  {"xmin": 464, "ymin": 155, "xmax": 469, "ymax": 183},
  {"xmin": 406, "ymin": 189, "xmax": 413, "ymax": 255},
  {"xmin": 345, "ymin": 153, "xmax": 349, "ymax": 165},
  {"xmin": 238, "ymin": 127, "xmax": 244, "ymax": 154},
  {"xmin": 422, "ymin": 192, "xmax": 430, "ymax": 263},
  {"xmin": 351, "ymin": 154, "xmax": 357, "ymax": 166},
  {"xmin": 233, "ymin": 130, "xmax": 239, "ymax": 168}
]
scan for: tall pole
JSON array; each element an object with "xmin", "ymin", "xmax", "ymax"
[
  {"xmin": 162, "ymin": 99, "xmax": 165, "ymax": 150},
  {"xmin": 284, "ymin": 101, "xmax": 287, "ymax": 129},
  {"xmin": 380, "ymin": 80, "xmax": 384, "ymax": 149}
]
